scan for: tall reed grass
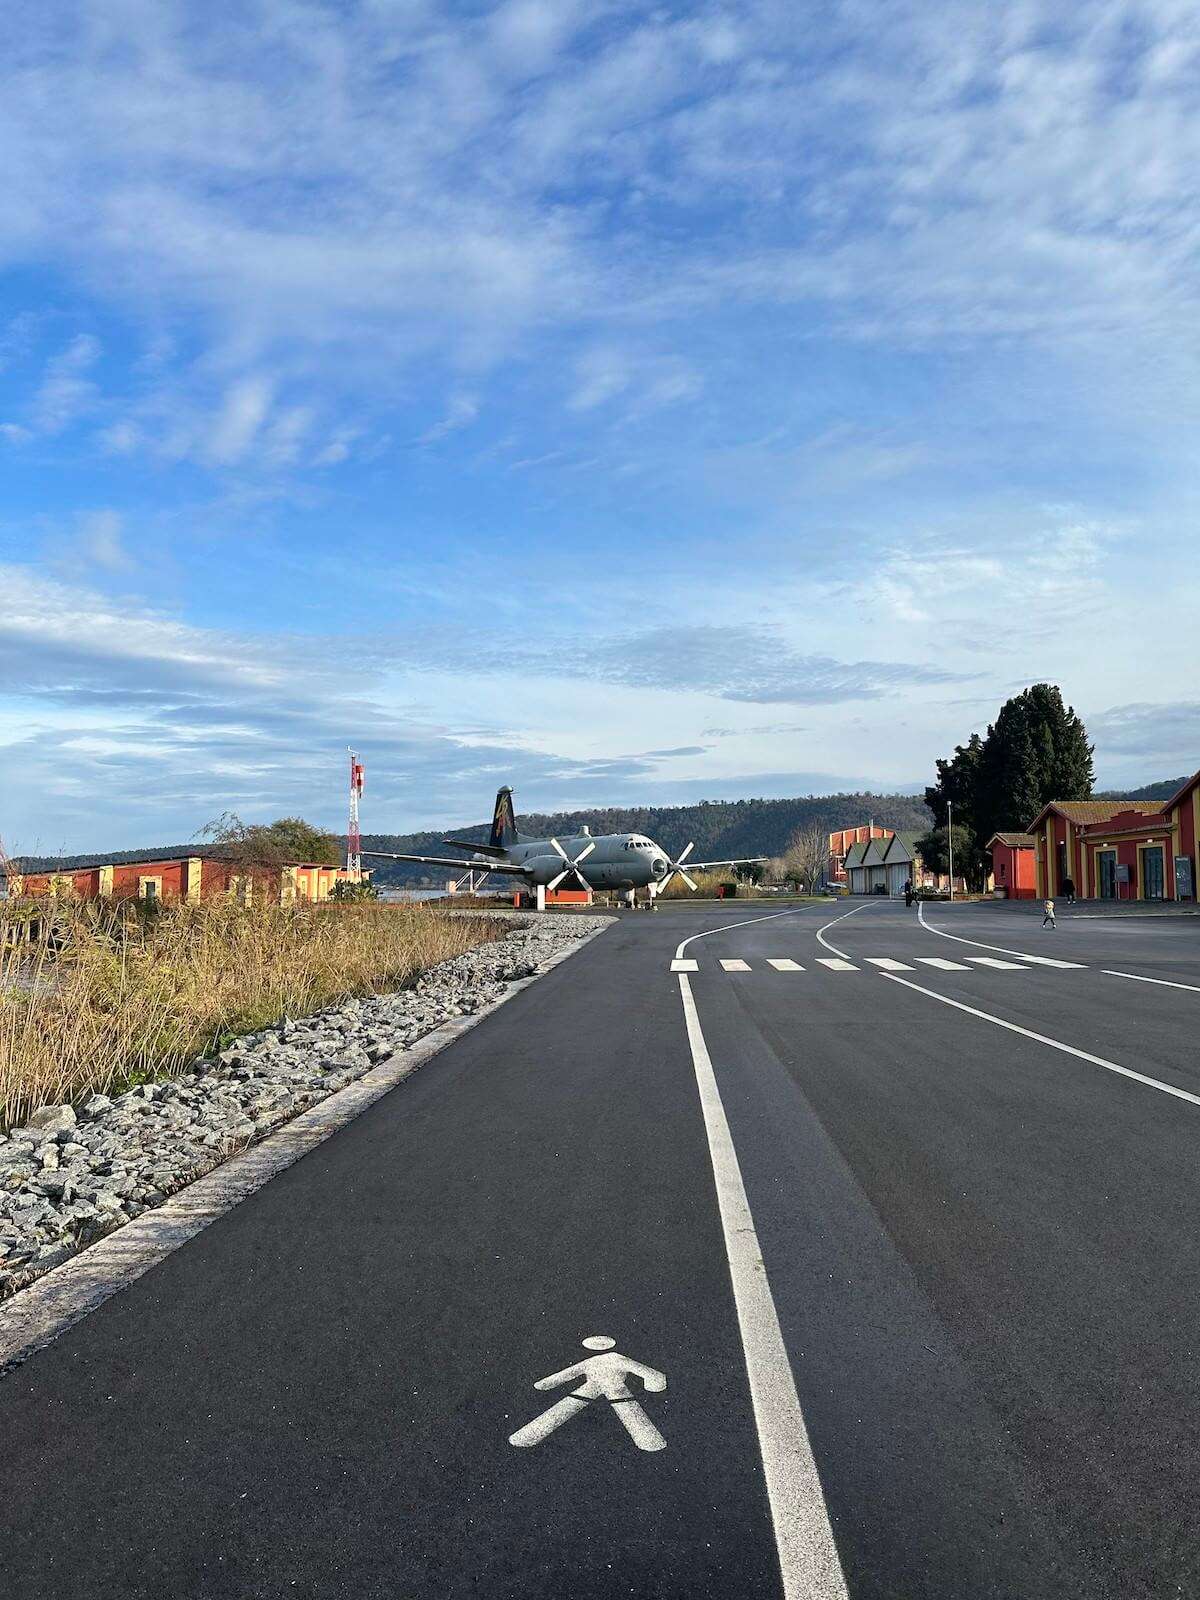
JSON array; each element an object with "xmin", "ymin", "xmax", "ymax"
[{"xmin": 0, "ymin": 898, "xmax": 501, "ymax": 1130}]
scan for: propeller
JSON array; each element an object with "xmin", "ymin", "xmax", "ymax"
[
  {"xmin": 547, "ymin": 836, "xmax": 596, "ymax": 891},
  {"xmin": 658, "ymin": 841, "xmax": 698, "ymax": 893}
]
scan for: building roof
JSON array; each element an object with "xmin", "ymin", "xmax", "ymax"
[
  {"xmin": 842, "ymin": 841, "xmax": 871, "ymax": 870},
  {"xmin": 881, "ymin": 832, "xmax": 921, "ymax": 865},
  {"xmin": 1164, "ymin": 768, "xmax": 1200, "ymax": 812},
  {"xmin": 1026, "ymin": 799, "xmax": 1164, "ymax": 830},
  {"xmin": 987, "ymin": 832, "xmax": 1037, "ymax": 849},
  {"xmin": 861, "ymin": 837, "xmax": 891, "ymax": 866}
]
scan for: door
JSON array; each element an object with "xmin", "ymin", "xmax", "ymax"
[
  {"xmin": 1097, "ymin": 851, "xmax": 1116, "ymax": 899},
  {"xmin": 1142, "ymin": 846, "xmax": 1165, "ymax": 900}
]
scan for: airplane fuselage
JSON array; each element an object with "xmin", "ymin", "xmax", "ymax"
[{"xmin": 501, "ymin": 832, "xmax": 669, "ymax": 890}]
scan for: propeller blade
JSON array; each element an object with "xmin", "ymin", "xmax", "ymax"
[
  {"xmin": 679, "ymin": 869, "xmax": 698, "ymax": 892},
  {"xmin": 547, "ymin": 838, "xmax": 595, "ymax": 893},
  {"xmin": 676, "ymin": 842, "xmax": 695, "ymax": 866}
]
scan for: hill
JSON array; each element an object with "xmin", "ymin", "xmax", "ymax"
[
  {"xmin": 361, "ymin": 791, "xmax": 933, "ymax": 887},
  {"xmin": 1096, "ymin": 776, "xmax": 1190, "ymax": 803}
]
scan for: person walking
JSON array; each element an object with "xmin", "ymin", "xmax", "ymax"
[
  {"xmin": 903, "ymin": 877, "xmax": 914, "ymax": 908},
  {"xmin": 1062, "ymin": 875, "xmax": 1076, "ymax": 905},
  {"xmin": 1042, "ymin": 896, "xmax": 1056, "ymax": 928}
]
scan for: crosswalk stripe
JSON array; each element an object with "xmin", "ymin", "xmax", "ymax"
[
  {"xmin": 965, "ymin": 956, "xmax": 1028, "ymax": 970},
  {"xmin": 1012, "ymin": 955, "xmax": 1087, "ymax": 969},
  {"xmin": 865, "ymin": 957, "xmax": 915, "ymax": 971},
  {"xmin": 720, "ymin": 959, "xmax": 751, "ymax": 972},
  {"xmin": 767, "ymin": 958, "xmax": 804, "ymax": 971},
  {"xmin": 816, "ymin": 958, "xmax": 858, "ymax": 971},
  {"xmin": 917, "ymin": 957, "xmax": 971, "ymax": 971},
  {"xmin": 670, "ymin": 959, "xmax": 699, "ymax": 972}
]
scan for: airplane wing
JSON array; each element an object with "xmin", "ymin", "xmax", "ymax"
[
  {"xmin": 684, "ymin": 857, "xmax": 770, "ymax": 870},
  {"xmin": 362, "ymin": 850, "xmax": 531, "ymax": 876}
]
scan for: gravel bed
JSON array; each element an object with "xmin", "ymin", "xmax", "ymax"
[{"xmin": 0, "ymin": 914, "xmax": 611, "ymax": 1301}]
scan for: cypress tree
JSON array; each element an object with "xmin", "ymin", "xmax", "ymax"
[{"xmin": 978, "ymin": 684, "xmax": 1094, "ymax": 837}]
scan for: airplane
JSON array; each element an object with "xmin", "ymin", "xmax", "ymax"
[{"xmin": 363, "ymin": 787, "xmax": 767, "ymax": 908}]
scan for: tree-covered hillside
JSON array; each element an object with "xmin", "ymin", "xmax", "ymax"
[
  {"xmin": 1096, "ymin": 776, "xmax": 1189, "ymax": 802},
  {"xmin": 361, "ymin": 791, "xmax": 933, "ymax": 887}
]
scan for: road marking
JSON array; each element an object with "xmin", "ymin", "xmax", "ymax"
[
  {"xmin": 916, "ymin": 957, "xmax": 971, "ymax": 971},
  {"xmin": 917, "ymin": 903, "xmax": 1086, "ymax": 967},
  {"xmin": 674, "ymin": 906, "xmax": 822, "ymax": 963},
  {"xmin": 879, "ymin": 972, "xmax": 1200, "ymax": 1110},
  {"xmin": 1103, "ymin": 969, "xmax": 1200, "ymax": 995},
  {"xmin": 671, "ymin": 958, "xmax": 699, "ymax": 972},
  {"xmin": 814, "ymin": 903, "xmax": 870, "ymax": 960},
  {"xmin": 678, "ymin": 976, "xmax": 848, "ymax": 1598},
  {"xmin": 816, "ymin": 958, "xmax": 858, "ymax": 972},
  {"xmin": 509, "ymin": 1338, "xmax": 667, "ymax": 1453},
  {"xmin": 865, "ymin": 957, "xmax": 914, "ymax": 971},
  {"xmin": 964, "ymin": 956, "xmax": 1028, "ymax": 970},
  {"xmin": 721, "ymin": 958, "xmax": 751, "ymax": 972},
  {"xmin": 767, "ymin": 958, "xmax": 805, "ymax": 971}
]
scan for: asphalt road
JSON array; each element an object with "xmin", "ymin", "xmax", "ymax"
[{"xmin": 3, "ymin": 898, "xmax": 1200, "ymax": 1598}]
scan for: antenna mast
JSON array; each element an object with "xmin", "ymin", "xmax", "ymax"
[{"xmin": 347, "ymin": 750, "xmax": 364, "ymax": 877}]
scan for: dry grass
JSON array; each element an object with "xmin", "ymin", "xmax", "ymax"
[
  {"xmin": 0, "ymin": 898, "xmax": 502, "ymax": 1130},
  {"xmin": 658, "ymin": 868, "xmax": 746, "ymax": 899}
]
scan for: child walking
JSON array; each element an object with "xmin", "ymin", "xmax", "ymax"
[{"xmin": 1042, "ymin": 897, "xmax": 1056, "ymax": 928}]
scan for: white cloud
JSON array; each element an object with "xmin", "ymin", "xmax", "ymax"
[
  {"xmin": 31, "ymin": 334, "xmax": 101, "ymax": 434},
  {"xmin": 205, "ymin": 375, "xmax": 274, "ymax": 465},
  {"xmin": 417, "ymin": 394, "xmax": 480, "ymax": 446},
  {"xmin": 76, "ymin": 509, "xmax": 133, "ymax": 573}
]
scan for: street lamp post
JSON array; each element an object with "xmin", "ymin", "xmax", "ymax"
[{"xmin": 948, "ymin": 800, "xmax": 955, "ymax": 903}]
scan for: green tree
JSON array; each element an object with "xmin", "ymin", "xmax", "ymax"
[
  {"xmin": 924, "ymin": 732, "xmax": 985, "ymax": 831},
  {"xmin": 198, "ymin": 813, "xmax": 342, "ymax": 868},
  {"xmin": 916, "ymin": 823, "xmax": 983, "ymax": 889},
  {"xmin": 977, "ymin": 685, "xmax": 1094, "ymax": 839}
]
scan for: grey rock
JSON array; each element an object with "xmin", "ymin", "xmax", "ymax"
[{"xmin": 24, "ymin": 1104, "xmax": 77, "ymax": 1136}]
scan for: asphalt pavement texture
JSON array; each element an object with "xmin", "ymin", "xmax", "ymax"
[{"xmin": 3, "ymin": 897, "xmax": 1200, "ymax": 1598}]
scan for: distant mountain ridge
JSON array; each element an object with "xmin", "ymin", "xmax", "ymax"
[{"xmin": 1095, "ymin": 776, "xmax": 1190, "ymax": 803}]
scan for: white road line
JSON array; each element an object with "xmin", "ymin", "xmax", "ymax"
[
  {"xmin": 671, "ymin": 959, "xmax": 699, "ymax": 972},
  {"xmin": 678, "ymin": 976, "xmax": 848, "ymax": 1599},
  {"xmin": 916, "ymin": 957, "xmax": 971, "ymax": 971},
  {"xmin": 816, "ymin": 958, "xmax": 858, "ymax": 972},
  {"xmin": 964, "ymin": 956, "xmax": 1028, "ymax": 970},
  {"xmin": 865, "ymin": 957, "xmax": 914, "ymax": 971},
  {"xmin": 916, "ymin": 902, "xmax": 1085, "ymax": 967},
  {"xmin": 879, "ymin": 972, "xmax": 1200, "ymax": 1110},
  {"xmin": 1103, "ymin": 969, "xmax": 1200, "ymax": 995},
  {"xmin": 768, "ymin": 959, "xmax": 805, "ymax": 972},
  {"xmin": 674, "ymin": 906, "xmax": 824, "ymax": 963},
  {"xmin": 721, "ymin": 958, "xmax": 751, "ymax": 972},
  {"xmin": 814, "ymin": 902, "xmax": 870, "ymax": 960}
]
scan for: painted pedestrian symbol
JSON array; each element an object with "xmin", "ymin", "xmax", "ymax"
[{"xmin": 508, "ymin": 1336, "xmax": 667, "ymax": 1452}]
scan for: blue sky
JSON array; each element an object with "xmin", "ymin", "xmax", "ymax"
[{"xmin": 3, "ymin": 0, "xmax": 1199, "ymax": 853}]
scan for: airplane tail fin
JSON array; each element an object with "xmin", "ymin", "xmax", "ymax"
[{"xmin": 489, "ymin": 786, "xmax": 519, "ymax": 849}]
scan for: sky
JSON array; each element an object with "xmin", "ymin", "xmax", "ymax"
[{"xmin": 2, "ymin": 0, "xmax": 1199, "ymax": 854}]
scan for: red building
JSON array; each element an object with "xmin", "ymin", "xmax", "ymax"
[
  {"xmin": 828, "ymin": 824, "xmax": 893, "ymax": 885},
  {"xmin": 4, "ymin": 855, "xmax": 362, "ymax": 905},
  {"xmin": 1027, "ymin": 770, "xmax": 1200, "ymax": 902},
  {"xmin": 987, "ymin": 833, "xmax": 1038, "ymax": 899}
]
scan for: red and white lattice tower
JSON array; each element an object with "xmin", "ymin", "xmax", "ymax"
[{"xmin": 347, "ymin": 750, "xmax": 365, "ymax": 876}]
